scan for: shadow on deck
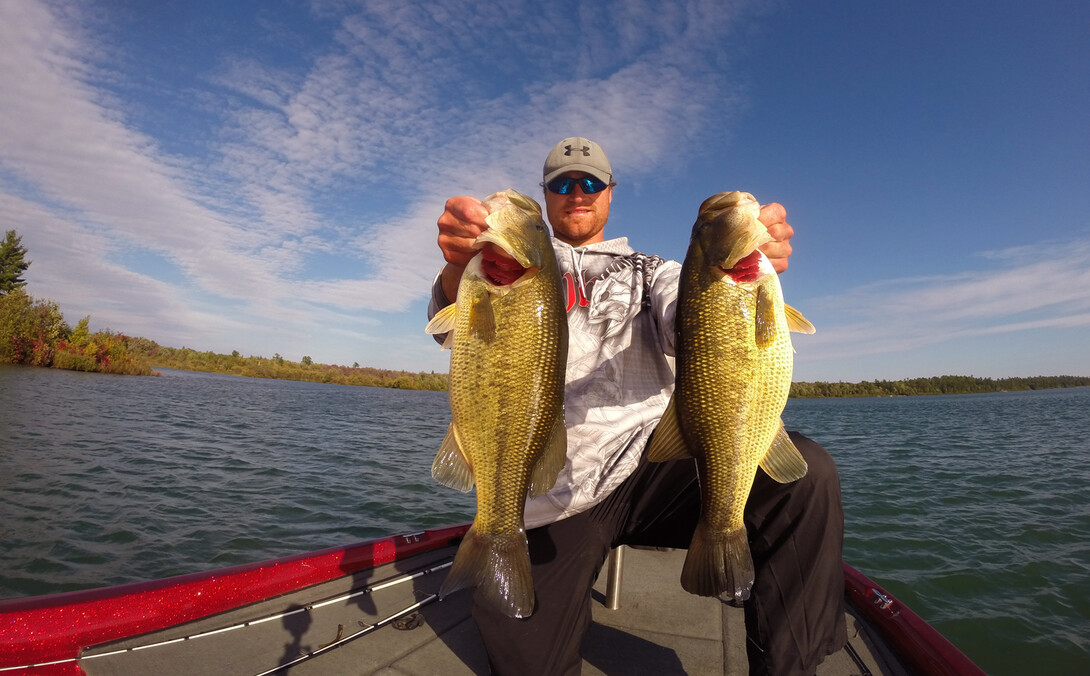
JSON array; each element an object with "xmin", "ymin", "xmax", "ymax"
[{"xmin": 79, "ymin": 546, "xmax": 910, "ymax": 676}]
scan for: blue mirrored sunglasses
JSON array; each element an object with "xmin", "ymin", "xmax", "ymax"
[{"xmin": 546, "ymin": 176, "xmax": 608, "ymax": 195}]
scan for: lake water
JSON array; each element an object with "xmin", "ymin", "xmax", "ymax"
[{"xmin": 1, "ymin": 365, "xmax": 1088, "ymax": 674}]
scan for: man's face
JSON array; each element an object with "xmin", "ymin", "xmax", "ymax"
[{"xmin": 543, "ymin": 171, "xmax": 613, "ymax": 247}]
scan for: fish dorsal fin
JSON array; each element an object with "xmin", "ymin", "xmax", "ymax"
[
  {"xmin": 432, "ymin": 423, "xmax": 475, "ymax": 492},
  {"xmin": 645, "ymin": 395, "xmax": 694, "ymax": 462},
  {"xmin": 754, "ymin": 284, "xmax": 778, "ymax": 348},
  {"xmin": 468, "ymin": 295, "xmax": 497, "ymax": 342},
  {"xmin": 758, "ymin": 423, "xmax": 808, "ymax": 483},
  {"xmin": 425, "ymin": 303, "xmax": 458, "ymax": 348},
  {"xmin": 528, "ymin": 416, "xmax": 567, "ymax": 497},
  {"xmin": 785, "ymin": 304, "xmax": 815, "ymax": 334}
]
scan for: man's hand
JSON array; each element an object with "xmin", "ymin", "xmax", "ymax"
[
  {"xmin": 758, "ymin": 202, "xmax": 794, "ymax": 274},
  {"xmin": 437, "ymin": 196, "xmax": 489, "ymax": 302}
]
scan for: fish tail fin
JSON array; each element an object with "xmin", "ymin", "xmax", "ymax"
[
  {"xmin": 440, "ymin": 525, "xmax": 535, "ymax": 618},
  {"xmin": 681, "ymin": 523, "xmax": 754, "ymax": 604}
]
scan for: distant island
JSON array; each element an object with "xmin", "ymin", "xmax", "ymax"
[{"xmin": 2, "ymin": 287, "xmax": 1088, "ymax": 396}]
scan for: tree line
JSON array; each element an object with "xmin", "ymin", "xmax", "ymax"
[
  {"xmin": 0, "ymin": 289, "xmax": 155, "ymax": 376},
  {"xmin": 3, "ymin": 229, "xmax": 1087, "ymax": 396},
  {"xmin": 6, "ymin": 285, "xmax": 1085, "ymax": 396},
  {"xmin": 0, "ymin": 288, "xmax": 449, "ymax": 389},
  {"xmin": 789, "ymin": 375, "xmax": 1090, "ymax": 398},
  {"xmin": 146, "ymin": 345, "xmax": 449, "ymax": 390},
  {"xmin": 0, "ymin": 229, "xmax": 448, "ymax": 389},
  {"xmin": 2, "ymin": 229, "xmax": 154, "ymax": 375}
]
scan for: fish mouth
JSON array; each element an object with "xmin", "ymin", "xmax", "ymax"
[
  {"xmin": 717, "ymin": 249, "xmax": 764, "ymax": 283},
  {"xmin": 480, "ymin": 243, "xmax": 531, "ymax": 286}
]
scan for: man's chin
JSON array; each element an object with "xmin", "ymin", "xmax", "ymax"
[{"xmin": 553, "ymin": 219, "xmax": 601, "ymax": 241}]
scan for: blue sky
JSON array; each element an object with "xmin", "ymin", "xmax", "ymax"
[{"xmin": 2, "ymin": 0, "xmax": 1087, "ymax": 382}]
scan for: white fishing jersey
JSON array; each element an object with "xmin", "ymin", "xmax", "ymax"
[{"xmin": 429, "ymin": 237, "xmax": 682, "ymax": 528}]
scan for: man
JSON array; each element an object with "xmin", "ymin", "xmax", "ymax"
[{"xmin": 430, "ymin": 137, "xmax": 846, "ymax": 675}]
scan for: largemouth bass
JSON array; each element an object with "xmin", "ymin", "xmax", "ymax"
[
  {"xmin": 645, "ymin": 191, "xmax": 815, "ymax": 603},
  {"xmin": 425, "ymin": 189, "xmax": 568, "ymax": 618}
]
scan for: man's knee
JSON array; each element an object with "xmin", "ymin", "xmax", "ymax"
[
  {"xmin": 749, "ymin": 431, "xmax": 841, "ymax": 517},
  {"xmin": 788, "ymin": 431, "xmax": 839, "ymax": 489}
]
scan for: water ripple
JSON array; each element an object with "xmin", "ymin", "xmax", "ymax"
[
  {"xmin": 785, "ymin": 388, "xmax": 1090, "ymax": 674},
  {"xmin": 2, "ymin": 366, "xmax": 1088, "ymax": 674}
]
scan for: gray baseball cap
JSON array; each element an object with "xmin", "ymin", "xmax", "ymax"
[{"xmin": 543, "ymin": 137, "xmax": 613, "ymax": 184}]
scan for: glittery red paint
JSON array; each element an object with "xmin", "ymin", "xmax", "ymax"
[
  {"xmin": 0, "ymin": 524, "xmax": 470, "ymax": 673},
  {"xmin": 842, "ymin": 564, "xmax": 985, "ymax": 676}
]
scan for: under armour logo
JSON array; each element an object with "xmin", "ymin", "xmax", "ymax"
[{"xmin": 564, "ymin": 145, "xmax": 591, "ymax": 156}]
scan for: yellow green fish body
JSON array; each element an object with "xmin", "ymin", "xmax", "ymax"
[
  {"xmin": 425, "ymin": 189, "xmax": 567, "ymax": 618},
  {"xmin": 646, "ymin": 191, "xmax": 814, "ymax": 602}
]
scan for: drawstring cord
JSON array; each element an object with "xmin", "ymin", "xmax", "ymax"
[{"xmin": 575, "ymin": 248, "xmax": 588, "ymax": 304}]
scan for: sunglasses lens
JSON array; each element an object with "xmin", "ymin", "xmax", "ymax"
[
  {"xmin": 580, "ymin": 178, "xmax": 606, "ymax": 194},
  {"xmin": 547, "ymin": 177, "xmax": 607, "ymax": 194},
  {"xmin": 547, "ymin": 177, "xmax": 574, "ymax": 194}
]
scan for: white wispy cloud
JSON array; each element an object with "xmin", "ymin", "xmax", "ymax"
[
  {"xmin": 3, "ymin": 1, "xmax": 1085, "ymax": 379},
  {"xmin": 0, "ymin": 0, "xmax": 768, "ymax": 366},
  {"xmin": 796, "ymin": 238, "xmax": 1090, "ymax": 373}
]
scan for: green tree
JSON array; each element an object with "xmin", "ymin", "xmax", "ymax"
[
  {"xmin": 69, "ymin": 316, "xmax": 91, "ymax": 347},
  {"xmin": 0, "ymin": 230, "xmax": 30, "ymax": 294},
  {"xmin": 0, "ymin": 289, "xmax": 34, "ymax": 362},
  {"xmin": 0, "ymin": 289, "xmax": 69, "ymax": 364}
]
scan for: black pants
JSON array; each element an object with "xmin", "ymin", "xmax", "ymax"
[{"xmin": 471, "ymin": 431, "xmax": 847, "ymax": 676}]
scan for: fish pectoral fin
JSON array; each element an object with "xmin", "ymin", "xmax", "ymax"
[
  {"xmin": 646, "ymin": 396, "xmax": 694, "ymax": 462},
  {"xmin": 468, "ymin": 295, "xmax": 497, "ymax": 342},
  {"xmin": 528, "ymin": 416, "xmax": 567, "ymax": 497},
  {"xmin": 758, "ymin": 423, "xmax": 808, "ymax": 483},
  {"xmin": 432, "ymin": 423, "xmax": 475, "ymax": 492},
  {"xmin": 425, "ymin": 302, "xmax": 458, "ymax": 335},
  {"xmin": 425, "ymin": 303, "xmax": 458, "ymax": 349},
  {"xmin": 754, "ymin": 285, "xmax": 779, "ymax": 348},
  {"xmin": 784, "ymin": 303, "xmax": 816, "ymax": 334}
]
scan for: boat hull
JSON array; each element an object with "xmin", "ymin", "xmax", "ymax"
[
  {"xmin": 0, "ymin": 527, "xmax": 983, "ymax": 675},
  {"xmin": 0, "ymin": 525, "xmax": 470, "ymax": 674}
]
